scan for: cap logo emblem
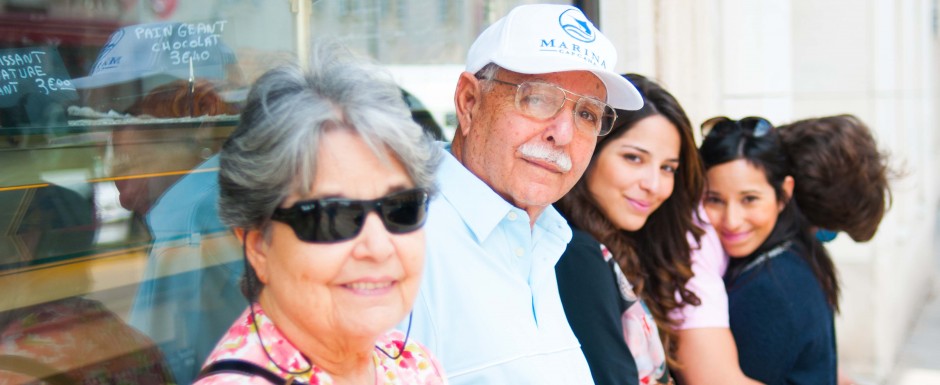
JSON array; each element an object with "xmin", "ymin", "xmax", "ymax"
[
  {"xmin": 558, "ymin": 9, "xmax": 595, "ymax": 43},
  {"xmin": 96, "ymin": 29, "xmax": 125, "ymax": 67}
]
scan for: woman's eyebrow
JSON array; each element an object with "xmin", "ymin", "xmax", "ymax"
[{"xmin": 620, "ymin": 144, "xmax": 649, "ymax": 155}]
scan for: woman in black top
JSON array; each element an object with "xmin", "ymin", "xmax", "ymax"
[
  {"xmin": 555, "ymin": 74, "xmax": 705, "ymax": 385},
  {"xmin": 697, "ymin": 115, "xmax": 892, "ymax": 384}
]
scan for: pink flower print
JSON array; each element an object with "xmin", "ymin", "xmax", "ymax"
[
  {"xmin": 392, "ymin": 339, "xmax": 405, "ymax": 354},
  {"xmin": 230, "ymin": 312, "xmax": 253, "ymax": 334},
  {"xmin": 641, "ymin": 315, "xmax": 654, "ymax": 335},
  {"xmin": 398, "ymin": 356, "xmax": 414, "ymax": 370}
]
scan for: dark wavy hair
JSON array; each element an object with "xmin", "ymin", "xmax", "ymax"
[
  {"xmin": 778, "ymin": 115, "xmax": 892, "ymax": 242},
  {"xmin": 556, "ymin": 73, "xmax": 704, "ymax": 365},
  {"xmin": 698, "ymin": 117, "xmax": 841, "ymax": 311}
]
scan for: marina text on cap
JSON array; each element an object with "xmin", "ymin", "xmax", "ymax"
[{"xmin": 465, "ymin": 4, "xmax": 643, "ymax": 111}]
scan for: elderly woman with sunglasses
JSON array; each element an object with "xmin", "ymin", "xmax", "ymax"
[
  {"xmin": 678, "ymin": 115, "xmax": 891, "ymax": 385},
  {"xmin": 193, "ymin": 42, "xmax": 444, "ymax": 385}
]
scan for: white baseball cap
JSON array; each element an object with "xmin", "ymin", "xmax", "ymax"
[{"xmin": 466, "ymin": 4, "xmax": 643, "ymax": 111}]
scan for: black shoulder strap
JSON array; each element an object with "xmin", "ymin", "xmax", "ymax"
[{"xmin": 196, "ymin": 359, "xmax": 308, "ymax": 385}]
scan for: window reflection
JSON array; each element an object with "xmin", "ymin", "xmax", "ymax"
[
  {"xmin": 2, "ymin": 15, "xmax": 249, "ymax": 383},
  {"xmin": 0, "ymin": 297, "xmax": 175, "ymax": 384},
  {"xmin": 95, "ymin": 70, "xmax": 243, "ymax": 385}
]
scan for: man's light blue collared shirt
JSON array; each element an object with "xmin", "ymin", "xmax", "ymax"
[{"xmin": 405, "ymin": 148, "xmax": 595, "ymax": 385}]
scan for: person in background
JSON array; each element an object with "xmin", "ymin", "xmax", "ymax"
[
  {"xmin": 108, "ymin": 79, "xmax": 243, "ymax": 385},
  {"xmin": 405, "ymin": 4, "xmax": 643, "ymax": 384},
  {"xmin": 193, "ymin": 41, "xmax": 444, "ymax": 384},
  {"xmin": 777, "ymin": 114, "xmax": 891, "ymax": 244},
  {"xmin": 554, "ymin": 74, "xmax": 703, "ymax": 385},
  {"xmin": 688, "ymin": 115, "xmax": 891, "ymax": 385}
]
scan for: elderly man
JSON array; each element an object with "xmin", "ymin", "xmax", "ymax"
[{"xmin": 405, "ymin": 4, "xmax": 643, "ymax": 384}]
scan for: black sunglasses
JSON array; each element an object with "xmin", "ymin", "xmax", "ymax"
[
  {"xmin": 701, "ymin": 116, "xmax": 774, "ymax": 139},
  {"xmin": 271, "ymin": 188, "xmax": 430, "ymax": 243}
]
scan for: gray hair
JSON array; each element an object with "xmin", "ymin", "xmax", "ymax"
[
  {"xmin": 453, "ymin": 63, "xmax": 502, "ymax": 139},
  {"xmin": 475, "ymin": 63, "xmax": 501, "ymax": 93},
  {"xmin": 219, "ymin": 41, "xmax": 440, "ymax": 300}
]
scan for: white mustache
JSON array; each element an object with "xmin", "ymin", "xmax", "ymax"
[{"xmin": 519, "ymin": 143, "xmax": 572, "ymax": 172}]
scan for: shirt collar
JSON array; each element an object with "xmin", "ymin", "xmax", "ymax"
[
  {"xmin": 436, "ymin": 144, "xmax": 571, "ymax": 244},
  {"xmin": 533, "ymin": 201, "xmax": 572, "ymax": 248},
  {"xmin": 437, "ymin": 146, "xmax": 513, "ymax": 242}
]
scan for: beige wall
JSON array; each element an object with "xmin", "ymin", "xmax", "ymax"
[{"xmin": 602, "ymin": 0, "xmax": 939, "ymax": 382}]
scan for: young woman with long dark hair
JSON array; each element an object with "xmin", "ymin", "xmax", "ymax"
[{"xmin": 555, "ymin": 73, "xmax": 705, "ymax": 385}]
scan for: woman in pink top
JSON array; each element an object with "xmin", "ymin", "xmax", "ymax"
[
  {"xmin": 672, "ymin": 210, "xmax": 753, "ymax": 384},
  {"xmin": 193, "ymin": 41, "xmax": 444, "ymax": 385}
]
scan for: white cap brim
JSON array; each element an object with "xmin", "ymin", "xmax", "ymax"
[
  {"xmin": 465, "ymin": 4, "xmax": 643, "ymax": 111},
  {"xmin": 495, "ymin": 58, "xmax": 643, "ymax": 111}
]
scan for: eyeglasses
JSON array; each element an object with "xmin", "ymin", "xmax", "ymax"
[
  {"xmin": 701, "ymin": 116, "xmax": 774, "ymax": 139},
  {"xmin": 271, "ymin": 188, "xmax": 430, "ymax": 243},
  {"xmin": 485, "ymin": 78, "xmax": 618, "ymax": 136}
]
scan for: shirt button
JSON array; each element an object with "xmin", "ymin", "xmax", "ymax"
[
  {"xmin": 507, "ymin": 212, "xmax": 518, "ymax": 221},
  {"xmin": 515, "ymin": 247, "xmax": 524, "ymax": 257}
]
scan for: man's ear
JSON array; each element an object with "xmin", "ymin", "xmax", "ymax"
[
  {"xmin": 241, "ymin": 228, "xmax": 270, "ymax": 284},
  {"xmin": 454, "ymin": 71, "xmax": 481, "ymax": 137},
  {"xmin": 779, "ymin": 175, "xmax": 795, "ymax": 212}
]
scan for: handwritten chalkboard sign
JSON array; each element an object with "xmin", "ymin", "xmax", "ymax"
[
  {"xmin": 71, "ymin": 20, "xmax": 236, "ymax": 89},
  {"xmin": 0, "ymin": 47, "xmax": 78, "ymax": 108}
]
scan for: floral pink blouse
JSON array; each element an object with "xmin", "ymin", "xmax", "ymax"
[
  {"xmin": 194, "ymin": 305, "xmax": 446, "ymax": 385},
  {"xmin": 601, "ymin": 244, "xmax": 670, "ymax": 384}
]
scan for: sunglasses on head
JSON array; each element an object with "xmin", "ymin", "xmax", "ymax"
[
  {"xmin": 271, "ymin": 188, "xmax": 430, "ymax": 243},
  {"xmin": 701, "ymin": 116, "xmax": 774, "ymax": 139}
]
